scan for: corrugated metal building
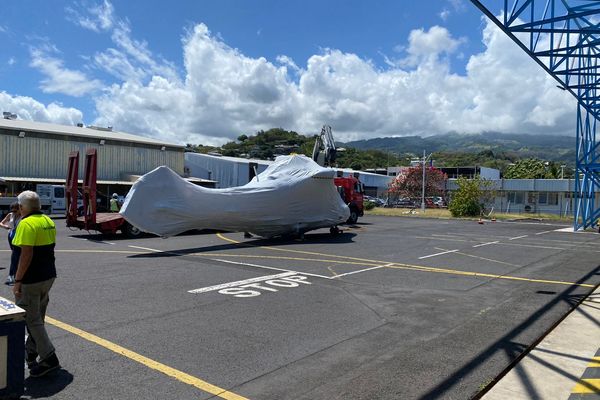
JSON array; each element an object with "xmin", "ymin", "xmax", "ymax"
[
  {"xmin": 447, "ymin": 178, "xmax": 596, "ymax": 216},
  {"xmin": 185, "ymin": 153, "xmax": 271, "ymax": 188},
  {"xmin": 0, "ymin": 118, "xmax": 184, "ymax": 184}
]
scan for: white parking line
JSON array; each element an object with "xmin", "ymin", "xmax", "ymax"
[
  {"xmin": 331, "ymin": 263, "xmax": 394, "ymax": 278},
  {"xmin": 509, "ymin": 235, "xmax": 528, "ymax": 240},
  {"xmin": 419, "ymin": 249, "xmax": 459, "ymax": 259},
  {"xmin": 189, "ymin": 272, "xmax": 297, "ymax": 294},
  {"xmin": 128, "ymin": 245, "xmax": 389, "ymax": 283},
  {"xmin": 127, "ymin": 245, "xmax": 331, "ymax": 279},
  {"xmin": 472, "ymin": 241, "xmax": 499, "ymax": 248},
  {"xmin": 128, "ymin": 245, "xmax": 162, "ymax": 252},
  {"xmin": 535, "ymin": 230, "xmax": 556, "ymax": 235},
  {"xmin": 210, "ymin": 258, "xmax": 330, "ymax": 279}
]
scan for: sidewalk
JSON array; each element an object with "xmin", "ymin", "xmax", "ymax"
[{"xmin": 482, "ymin": 286, "xmax": 600, "ymax": 400}]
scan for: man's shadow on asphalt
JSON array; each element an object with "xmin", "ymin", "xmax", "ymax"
[{"xmin": 23, "ymin": 368, "xmax": 73, "ymax": 399}]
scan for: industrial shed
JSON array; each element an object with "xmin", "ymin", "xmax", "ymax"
[
  {"xmin": 0, "ymin": 118, "xmax": 186, "ymax": 197},
  {"xmin": 185, "ymin": 153, "xmax": 271, "ymax": 188}
]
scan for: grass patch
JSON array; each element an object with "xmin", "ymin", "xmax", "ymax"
[{"xmin": 366, "ymin": 207, "xmax": 572, "ymax": 223}]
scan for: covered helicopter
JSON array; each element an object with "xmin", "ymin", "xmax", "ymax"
[{"xmin": 120, "ymin": 152, "xmax": 350, "ymax": 238}]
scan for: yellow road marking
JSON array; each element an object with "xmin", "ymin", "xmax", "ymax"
[
  {"xmin": 327, "ymin": 266, "xmax": 339, "ymax": 277},
  {"xmin": 384, "ymin": 263, "xmax": 595, "ymax": 287},
  {"xmin": 572, "ymin": 378, "xmax": 600, "ymax": 394},
  {"xmin": 453, "ymin": 251, "xmax": 520, "ymax": 267},
  {"xmin": 217, "ymin": 233, "xmax": 403, "ymax": 265},
  {"xmin": 191, "ymin": 252, "xmax": 378, "ymax": 267},
  {"xmin": 589, "ymin": 356, "xmax": 600, "ymax": 367},
  {"xmin": 46, "ymin": 317, "xmax": 248, "ymax": 400},
  {"xmin": 216, "ymin": 233, "xmax": 595, "ymax": 288},
  {"xmin": 418, "ymin": 235, "xmax": 600, "ymax": 253}
]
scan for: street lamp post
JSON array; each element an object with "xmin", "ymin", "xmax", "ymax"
[
  {"xmin": 421, "ymin": 150, "xmax": 432, "ymax": 213},
  {"xmin": 421, "ymin": 150, "xmax": 426, "ymax": 212}
]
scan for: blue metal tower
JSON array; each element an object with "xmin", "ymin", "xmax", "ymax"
[{"xmin": 470, "ymin": 0, "xmax": 600, "ymax": 230}]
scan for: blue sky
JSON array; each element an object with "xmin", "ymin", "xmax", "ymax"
[{"xmin": 0, "ymin": 0, "xmax": 575, "ymax": 145}]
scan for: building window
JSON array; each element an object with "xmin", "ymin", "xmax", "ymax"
[
  {"xmin": 538, "ymin": 192, "xmax": 547, "ymax": 204},
  {"xmin": 548, "ymin": 192, "xmax": 559, "ymax": 205},
  {"xmin": 508, "ymin": 192, "xmax": 524, "ymax": 204}
]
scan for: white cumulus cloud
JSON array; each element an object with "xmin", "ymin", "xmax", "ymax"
[
  {"xmin": 0, "ymin": 91, "xmax": 83, "ymax": 125},
  {"xmin": 92, "ymin": 18, "xmax": 576, "ymax": 145},
  {"xmin": 30, "ymin": 48, "xmax": 103, "ymax": 97},
  {"xmin": 14, "ymin": 1, "xmax": 579, "ymax": 146}
]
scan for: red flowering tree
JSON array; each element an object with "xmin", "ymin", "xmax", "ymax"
[{"xmin": 388, "ymin": 165, "xmax": 447, "ymax": 200}]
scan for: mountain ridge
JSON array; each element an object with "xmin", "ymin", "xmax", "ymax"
[{"xmin": 341, "ymin": 131, "xmax": 575, "ymax": 162}]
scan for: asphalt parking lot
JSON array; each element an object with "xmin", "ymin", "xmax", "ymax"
[{"xmin": 1, "ymin": 215, "xmax": 599, "ymax": 400}]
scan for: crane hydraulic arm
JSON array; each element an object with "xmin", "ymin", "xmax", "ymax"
[{"xmin": 311, "ymin": 125, "xmax": 337, "ymax": 167}]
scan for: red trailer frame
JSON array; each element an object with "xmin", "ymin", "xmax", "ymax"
[{"xmin": 66, "ymin": 148, "xmax": 140, "ymax": 237}]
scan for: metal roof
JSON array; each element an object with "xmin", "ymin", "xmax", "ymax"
[
  {"xmin": 0, "ymin": 176, "xmax": 137, "ymax": 186},
  {"xmin": 126, "ymin": 174, "xmax": 217, "ymax": 184},
  {"xmin": 1, "ymin": 175, "xmax": 215, "ymax": 185},
  {"xmin": 0, "ymin": 118, "xmax": 184, "ymax": 148},
  {"xmin": 190, "ymin": 153, "xmax": 273, "ymax": 165}
]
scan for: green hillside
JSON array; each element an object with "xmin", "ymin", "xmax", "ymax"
[{"xmin": 186, "ymin": 129, "xmax": 576, "ymax": 176}]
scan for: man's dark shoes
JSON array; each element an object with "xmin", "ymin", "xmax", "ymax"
[
  {"xmin": 29, "ymin": 353, "xmax": 59, "ymax": 377},
  {"xmin": 26, "ymin": 352, "xmax": 38, "ymax": 369}
]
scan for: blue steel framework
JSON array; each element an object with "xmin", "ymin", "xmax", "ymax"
[{"xmin": 470, "ymin": 0, "xmax": 600, "ymax": 230}]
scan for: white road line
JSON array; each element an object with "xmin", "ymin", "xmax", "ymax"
[
  {"xmin": 211, "ymin": 258, "xmax": 330, "ymax": 279},
  {"xmin": 419, "ymin": 249, "xmax": 459, "ymax": 259},
  {"xmin": 472, "ymin": 241, "xmax": 500, "ymax": 248},
  {"xmin": 128, "ymin": 245, "xmax": 163, "ymax": 252},
  {"xmin": 535, "ymin": 230, "xmax": 556, "ymax": 235},
  {"xmin": 128, "ymin": 245, "xmax": 388, "ymax": 281},
  {"xmin": 497, "ymin": 242, "xmax": 566, "ymax": 250},
  {"xmin": 189, "ymin": 272, "xmax": 297, "ymax": 294},
  {"xmin": 331, "ymin": 263, "xmax": 394, "ymax": 279},
  {"xmin": 127, "ymin": 245, "xmax": 332, "ymax": 279},
  {"xmin": 509, "ymin": 235, "xmax": 528, "ymax": 240}
]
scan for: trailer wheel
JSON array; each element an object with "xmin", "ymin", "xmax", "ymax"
[
  {"xmin": 346, "ymin": 209, "xmax": 358, "ymax": 225},
  {"xmin": 123, "ymin": 222, "xmax": 142, "ymax": 238}
]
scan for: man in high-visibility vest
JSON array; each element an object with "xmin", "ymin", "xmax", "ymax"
[
  {"xmin": 12, "ymin": 190, "xmax": 60, "ymax": 377},
  {"xmin": 110, "ymin": 193, "xmax": 120, "ymax": 212}
]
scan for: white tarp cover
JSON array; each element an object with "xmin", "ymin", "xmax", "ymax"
[{"xmin": 120, "ymin": 155, "xmax": 350, "ymax": 238}]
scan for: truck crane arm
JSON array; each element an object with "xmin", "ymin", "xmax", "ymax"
[{"xmin": 312, "ymin": 125, "xmax": 337, "ymax": 167}]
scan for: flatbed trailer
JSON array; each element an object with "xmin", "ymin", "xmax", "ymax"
[{"xmin": 66, "ymin": 149, "xmax": 141, "ymax": 237}]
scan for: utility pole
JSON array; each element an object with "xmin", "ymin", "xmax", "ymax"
[
  {"xmin": 421, "ymin": 150, "xmax": 426, "ymax": 212},
  {"xmin": 421, "ymin": 150, "xmax": 433, "ymax": 212}
]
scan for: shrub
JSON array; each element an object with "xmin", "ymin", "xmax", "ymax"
[
  {"xmin": 364, "ymin": 200, "xmax": 376, "ymax": 211},
  {"xmin": 448, "ymin": 176, "xmax": 494, "ymax": 217}
]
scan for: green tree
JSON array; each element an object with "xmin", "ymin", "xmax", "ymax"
[
  {"xmin": 448, "ymin": 176, "xmax": 495, "ymax": 217},
  {"xmin": 503, "ymin": 158, "xmax": 554, "ymax": 179}
]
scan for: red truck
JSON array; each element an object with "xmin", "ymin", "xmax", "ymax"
[
  {"xmin": 312, "ymin": 125, "xmax": 365, "ymax": 225},
  {"xmin": 334, "ymin": 173, "xmax": 364, "ymax": 224},
  {"xmin": 66, "ymin": 148, "xmax": 142, "ymax": 237}
]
